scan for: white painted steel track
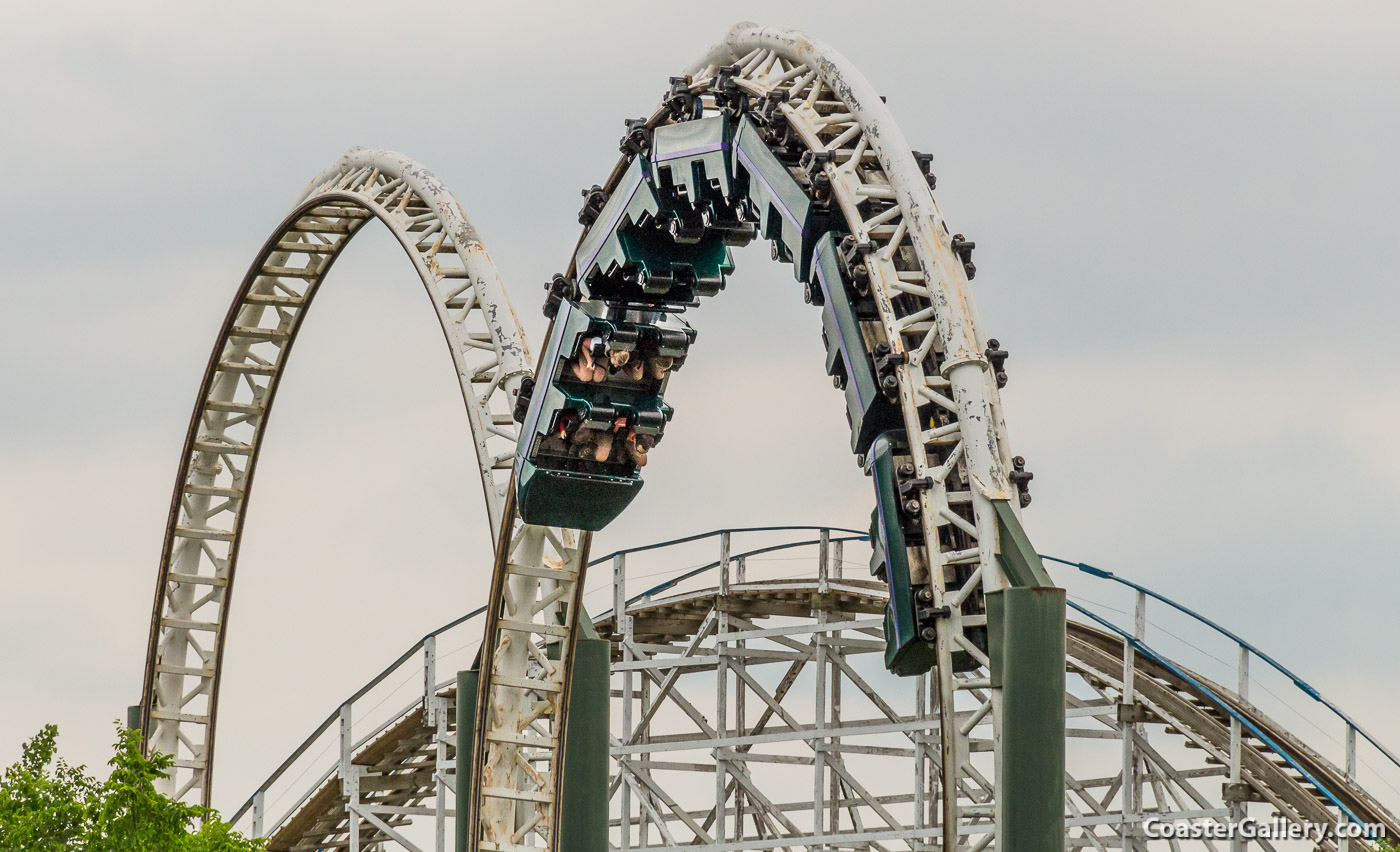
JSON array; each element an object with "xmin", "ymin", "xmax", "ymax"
[{"xmin": 139, "ymin": 147, "xmax": 531, "ymax": 807}]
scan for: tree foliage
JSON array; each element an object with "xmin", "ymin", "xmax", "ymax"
[{"xmin": 0, "ymin": 724, "xmax": 264, "ymax": 851}]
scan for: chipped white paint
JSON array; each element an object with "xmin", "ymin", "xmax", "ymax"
[{"xmin": 140, "ymin": 149, "xmax": 530, "ymax": 807}]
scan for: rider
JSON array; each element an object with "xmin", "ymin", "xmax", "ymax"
[{"xmin": 569, "ymin": 337, "xmax": 606, "ymax": 383}]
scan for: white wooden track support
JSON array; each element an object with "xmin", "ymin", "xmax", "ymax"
[
  {"xmin": 230, "ymin": 530, "xmax": 1400, "ymax": 852},
  {"xmin": 465, "ymin": 21, "xmax": 1025, "ymax": 852},
  {"xmin": 139, "ymin": 148, "xmax": 532, "ymax": 807}
]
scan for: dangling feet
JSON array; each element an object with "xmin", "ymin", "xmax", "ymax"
[
  {"xmin": 570, "ymin": 426, "xmax": 596, "ymax": 459},
  {"xmin": 625, "ymin": 432, "xmax": 653, "ymax": 467},
  {"xmin": 591, "ymin": 429, "xmax": 614, "ymax": 463},
  {"xmin": 569, "ymin": 338, "xmax": 595, "ymax": 382},
  {"xmin": 570, "ymin": 337, "xmax": 607, "ymax": 382},
  {"xmin": 648, "ymin": 355, "xmax": 674, "ymax": 380}
]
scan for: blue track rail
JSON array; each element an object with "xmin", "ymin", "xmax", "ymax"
[{"xmin": 1043, "ymin": 554, "xmax": 1400, "ymax": 780}]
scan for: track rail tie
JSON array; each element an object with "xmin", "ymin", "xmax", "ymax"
[
  {"xmin": 156, "ymin": 663, "xmax": 215, "ymax": 677},
  {"xmin": 243, "ymin": 293, "xmax": 305, "ymax": 307},
  {"xmin": 504, "ymin": 563, "xmax": 578, "ymax": 581},
  {"xmin": 229, "ymin": 325, "xmax": 290, "ymax": 341},
  {"xmin": 291, "ymin": 221, "xmax": 353, "ymax": 234},
  {"xmin": 160, "ymin": 617, "xmax": 221, "ymax": 632},
  {"xmin": 167, "ymin": 572, "xmax": 228, "ymax": 586},
  {"xmin": 274, "ymin": 240, "xmax": 338, "ymax": 254},
  {"xmin": 216, "ymin": 361, "xmax": 278, "ymax": 376},
  {"xmin": 149, "ymin": 709, "xmax": 211, "ymax": 724},
  {"xmin": 498, "ymin": 619, "xmax": 570, "ymax": 638},
  {"xmin": 193, "ymin": 440, "xmax": 253, "ymax": 456},
  {"xmin": 306, "ymin": 205, "xmax": 371, "ymax": 218},
  {"xmin": 182, "ymin": 484, "xmax": 244, "ymax": 498},
  {"xmin": 173, "ymin": 526, "xmax": 235, "ymax": 541},
  {"xmin": 259, "ymin": 265, "xmax": 322, "ymax": 280},
  {"xmin": 480, "ymin": 786, "xmax": 554, "ymax": 804},
  {"xmin": 204, "ymin": 400, "xmax": 264, "ymax": 415}
]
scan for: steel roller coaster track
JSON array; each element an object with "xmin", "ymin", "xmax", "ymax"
[
  {"xmin": 466, "ymin": 23, "xmax": 1023, "ymax": 851},
  {"xmin": 139, "ymin": 21, "xmax": 1399, "ymax": 852},
  {"xmin": 138, "ymin": 146, "xmax": 533, "ymax": 806}
]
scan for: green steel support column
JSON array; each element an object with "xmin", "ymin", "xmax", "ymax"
[
  {"xmin": 991, "ymin": 500, "xmax": 1053, "ymax": 589},
  {"xmin": 560, "ymin": 617, "xmax": 610, "ymax": 852},
  {"xmin": 456, "ymin": 668, "xmax": 480, "ymax": 852},
  {"xmin": 988, "ymin": 586, "xmax": 1067, "ymax": 851},
  {"xmin": 988, "ymin": 499, "xmax": 1067, "ymax": 852}
]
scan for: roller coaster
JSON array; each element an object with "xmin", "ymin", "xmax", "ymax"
[{"xmin": 135, "ymin": 22, "xmax": 1400, "ymax": 852}]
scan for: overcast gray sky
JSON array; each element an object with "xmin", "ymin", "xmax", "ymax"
[{"xmin": 2, "ymin": 0, "xmax": 1399, "ymax": 815}]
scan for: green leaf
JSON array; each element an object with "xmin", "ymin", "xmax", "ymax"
[{"xmin": 0, "ymin": 723, "xmax": 264, "ymax": 851}]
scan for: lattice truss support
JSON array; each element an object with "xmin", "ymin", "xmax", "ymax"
[
  {"xmin": 249, "ymin": 536, "xmax": 1397, "ymax": 852},
  {"xmin": 468, "ymin": 22, "xmax": 1028, "ymax": 852},
  {"xmin": 469, "ymin": 516, "xmax": 590, "ymax": 852},
  {"xmin": 140, "ymin": 148, "xmax": 531, "ymax": 807},
  {"xmin": 596, "ymin": 563, "xmax": 1394, "ymax": 852}
]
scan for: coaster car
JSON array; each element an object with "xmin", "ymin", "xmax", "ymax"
[
  {"xmin": 514, "ymin": 299, "xmax": 694, "ymax": 530},
  {"xmin": 808, "ymin": 231, "xmax": 904, "ymax": 455},
  {"xmin": 867, "ymin": 430, "xmax": 989, "ymax": 676},
  {"xmin": 732, "ymin": 115, "xmax": 825, "ymax": 282},
  {"xmin": 574, "ymin": 116, "xmax": 756, "ymax": 307},
  {"xmin": 865, "ymin": 430, "xmax": 939, "ymax": 676}
]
